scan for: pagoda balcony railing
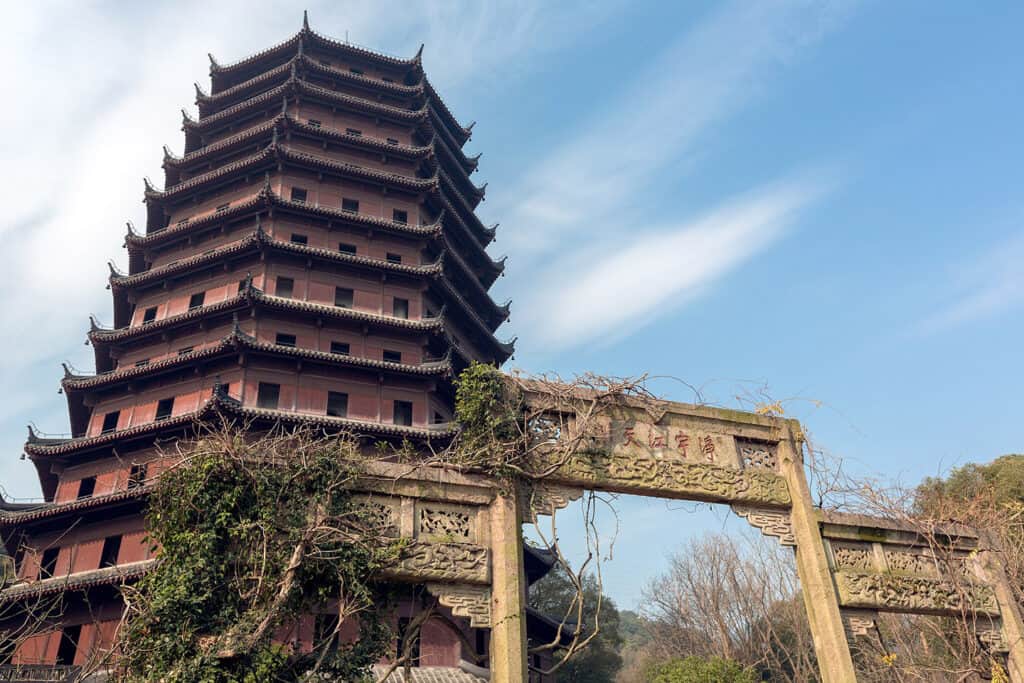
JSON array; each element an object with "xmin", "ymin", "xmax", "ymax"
[{"xmin": 0, "ymin": 665, "xmax": 81, "ymax": 682}]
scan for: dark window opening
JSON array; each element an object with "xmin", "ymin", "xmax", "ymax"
[
  {"xmin": 326, "ymin": 391, "xmax": 348, "ymax": 418},
  {"xmin": 335, "ymin": 287, "xmax": 354, "ymax": 308},
  {"xmin": 155, "ymin": 397, "xmax": 174, "ymax": 421},
  {"xmin": 188, "ymin": 292, "xmax": 205, "ymax": 310},
  {"xmin": 341, "ymin": 198, "xmax": 359, "ymax": 213},
  {"xmin": 350, "ymin": 67, "xmax": 364, "ymax": 75},
  {"xmin": 386, "ymin": 253, "xmax": 402, "ymax": 264},
  {"xmin": 77, "ymin": 477, "xmax": 96, "ymax": 499},
  {"xmin": 345, "ymin": 127, "xmax": 362, "ymax": 137},
  {"xmin": 290, "ymin": 233, "xmax": 308, "ymax": 245},
  {"xmin": 307, "ymin": 118, "xmax": 322, "ymax": 128},
  {"xmin": 39, "ymin": 548, "xmax": 59, "ymax": 579},
  {"xmin": 128, "ymin": 463, "xmax": 148, "ymax": 490},
  {"xmin": 290, "ymin": 187, "xmax": 308, "ymax": 203},
  {"xmin": 319, "ymin": 60, "xmax": 331, "ymax": 67},
  {"xmin": 382, "ymin": 77, "xmax": 395, "ymax": 83},
  {"xmin": 134, "ymin": 359, "xmax": 150, "ymax": 367},
  {"xmin": 100, "ymin": 535, "xmax": 122, "ymax": 568},
  {"xmin": 55, "ymin": 624, "xmax": 81, "ymax": 666},
  {"xmin": 433, "ymin": 411, "xmax": 446, "ymax": 425},
  {"xmin": 257, "ymin": 382, "xmax": 280, "ymax": 409},
  {"xmin": 177, "ymin": 346, "xmax": 194, "ymax": 356},
  {"xmin": 393, "ymin": 298, "xmax": 409, "ymax": 319},
  {"xmin": 475, "ymin": 628, "xmax": 487, "ymax": 657},
  {"xmin": 330, "ymin": 341, "xmax": 350, "ymax": 355},
  {"xmin": 315, "ymin": 613, "xmax": 341, "ymax": 654},
  {"xmin": 142, "ymin": 306, "xmax": 157, "ymax": 324},
  {"xmin": 276, "ymin": 277, "xmax": 294, "ymax": 299},
  {"xmin": 383, "ymin": 350, "xmax": 402, "ymax": 364},
  {"xmin": 101, "ymin": 411, "xmax": 120, "ymax": 434},
  {"xmin": 177, "ymin": 216, "xmax": 190, "ymax": 225},
  {"xmin": 275, "ymin": 333, "xmax": 297, "ymax": 347},
  {"xmin": 392, "ymin": 209, "xmax": 408, "ymax": 224},
  {"xmin": 237, "ymin": 279, "xmax": 248, "ymax": 293},
  {"xmin": 216, "ymin": 202, "xmax": 230, "ymax": 213},
  {"xmin": 393, "ymin": 400, "xmax": 413, "ymax": 426},
  {"xmin": 338, "ymin": 242, "xmax": 357, "ymax": 255},
  {"xmin": 396, "ymin": 616, "xmax": 420, "ymax": 662},
  {"xmin": 386, "ymin": 137, "xmax": 399, "ymax": 145}
]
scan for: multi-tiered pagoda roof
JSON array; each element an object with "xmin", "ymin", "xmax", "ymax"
[{"xmin": 0, "ymin": 14, "xmax": 516, "ymax": 675}]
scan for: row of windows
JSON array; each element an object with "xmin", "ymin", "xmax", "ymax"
[
  {"xmin": 254, "ymin": 382, "xmax": 413, "ymax": 425},
  {"xmin": 139, "ymin": 271, "xmax": 411, "ymax": 327},
  {"xmin": 270, "ymin": 332, "xmax": 400, "ymax": 361},
  {"xmin": 73, "ymin": 464, "xmax": 148, "ymax": 500},
  {"xmin": 27, "ymin": 533, "xmax": 124, "ymax": 583},
  {"xmin": 303, "ymin": 118, "xmax": 401, "ymax": 147},
  {"xmin": 287, "ymin": 186, "xmax": 408, "ymax": 224}
]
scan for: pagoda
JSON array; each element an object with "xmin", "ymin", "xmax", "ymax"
[{"xmin": 0, "ymin": 14, "xmax": 531, "ymax": 679}]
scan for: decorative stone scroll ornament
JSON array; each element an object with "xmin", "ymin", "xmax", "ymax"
[
  {"xmin": 521, "ymin": 482, "xmax": 584, "ymax": 524},
  {"xmin": 842, "ymin": 610, "xmax": 878, "ymax": 639},
  {"xmin": 426, "ymin": 582, "xmax": 491, "ymax": 627},
  {"xmin": 731, "ymin": 505, "xmax": 796, "ymax": 546},
  {"xmin": 388, "ymin": 542, "xmax": 490, "ymax": 584},
  {"xmin": 977, "ymin": 622, "xmax": 1010, "ymax": 653},
  {"xmin": 834, "ymin": 570, "xmax": 1000, "ymax": 616}
]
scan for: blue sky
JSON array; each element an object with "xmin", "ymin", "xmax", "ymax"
[{"xmin": 1, "ymin": 1, "xmax": 1022, "ymax": 609}]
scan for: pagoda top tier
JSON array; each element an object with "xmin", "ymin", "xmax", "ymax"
[{"xmin": 206, "ymin": 11, "xmax": 471, "ymax": 147}]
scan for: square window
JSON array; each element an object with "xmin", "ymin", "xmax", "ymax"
[
  {"xmin": 275, "ymin": 333, "xmax": 297, "ymax": 347},
  {"xmin": 177, "ymin": 346, "xmax": 194, "ymax": 356},
  {"xmin": 386, "ymin": 253, "xmax": 402, "ymax": 264},
  {"xmin": 386, "ymin": 137, "xmax": 399, "ymax": 146},
  {"xmin": 346, "ymin": 128, "xmax": 362, "ymax": 137},
  {"xmin": 155, "ymin": 397, "xmax": 174, "ymax": 421},
  {"xmin": 237, "ymin": 279, "xmax": 248, "ymax": 293},
  {"xmin": 290, "ymin": 233, "xmax": 308, "ymax": 245},
  {"xmin": 100, "ymin": 535, "xmax": 121, "ymax": 568},
  {"xmin": 276, "ymin": 277, "xmax": 294, "ymax": 299},
  {"xmin": 393, "ymin": 400, "xmax": 413, "ymax": 426},
  {"xmin": 77, "ymin": 476, "xmax": 96, "ymax": 499},
  {"xmin": 330, "ymin": 341, "xmax": 350, "ymax": 355},
  {"xmin": 142, "ymin": 306, "xmax": 157, "ymax": 324},
  {"xmin": 307, "ymin": 118, "xmax": 322, "ymax": 128},
  {"xmin": 101, "ymin": 411, "xmax": 120, "ymax": 434},
  {"xmin": 257, "ymin": 382, "xmax": 280, "ymax": 409},
  {"xmin": 392, "ymin": 209, "xmax": 408, "ymax": 224},
  {"xmin": 335, "ymin": 287, "xmax": 354, "ymax": 308},
  {"xmin": 291, "ymin": 187, "xmax": 308, "ymax": 203},
  {"xmin": 341, "ymin": 198, "xmax": 359, "ymax": 213},
  {"xmin": 326, "ymin": 391, "xmax": 348, "ymax": 418},
  {"xmin": 128, "ymin": 463, "xmax": 148, "ymax": 490},
  {"xmin": 433, "ymin": 411, "xmax": 446, "ymax": 424},
  {"xmin": 216, "ymin": 202, "xmax": 230, "ymax": 213},
  {"xmin": 350, "ymin": 67, "xmax": 364, "ymax": 75},
  {"xmin": 338, "ymin": 242, "xmax": 357, "ymax": 255},
  {"xmin": 393, "ymin": 298, "xmax": 409, "ymax": 319},
  {"xmin": 382, "ymin": 349, "xmax": 402, "ymax": 364},
  {"xmin": 188, "ymin": 292, "xmax": 205, "ymax": 310}
]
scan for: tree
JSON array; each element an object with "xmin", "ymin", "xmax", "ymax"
[
  {"xmin": 529, "ymin": 566, "xmax": 624, "ymax": 682},
  {"xmin": 916, "ymin": 454, "xmax": 1024, "ymax": 514},
  {"xmin": 644, "ymin": 656, "xmax": 756, "ymax": 683}
]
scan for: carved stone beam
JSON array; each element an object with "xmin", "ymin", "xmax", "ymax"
[
  {"xmin": 731, "ymin": 505, "xmax": 796, "ymax": 546},
  {"xmin": 426, "ymin": 582, "xmax": 491, "ymax": 628}
]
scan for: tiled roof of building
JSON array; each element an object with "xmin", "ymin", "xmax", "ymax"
[
  {"xmin": 0, "ymin": 485, "xmax": 151, "ymax": 526},
  {"xmin": 0, "ymin": 560, "xmax": 156, "ymax": 604},
  {"xmin": 372, "ymin": 664, "xmax": 488, "ymax": 682}
]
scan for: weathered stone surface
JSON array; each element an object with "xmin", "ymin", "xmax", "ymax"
[
  {"xmin": 427, "ymin": 582, "xmax": 491, "ymax": 627},
  {"xmin": 386, "ymin": 542, "xmax": 489, "ymax": 584},
  {"xmin": 732, "ymin": 505, "xmax": 795, "ymax": 546},
  {"xmin": 834, "ymin": 570, "xmax": 1000, "ymax": 616}
]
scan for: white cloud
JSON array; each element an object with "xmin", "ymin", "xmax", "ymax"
[
  {"xmin": 517, "ymin": 179, "xmax": 827, "ymax": 347},
  {"xmin": 916, "ymin": 229, "xmax": 1024, "ymax": 335}
]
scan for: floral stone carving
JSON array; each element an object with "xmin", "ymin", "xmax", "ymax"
[
  {"xmin": 731, "ymin": 505, "xmax": 795, "ymax": 546},
  {"xmin": 418, "ymin": 506, "xmax": 473, "ymax": 543},
  {"xmin": 834, "ymin": 570, "xmax": 999, "ymax": 616}
]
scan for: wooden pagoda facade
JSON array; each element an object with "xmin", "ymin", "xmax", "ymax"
[{"xmin": 0, "ymin": 15, "xmax": 523, "ymax": 679}]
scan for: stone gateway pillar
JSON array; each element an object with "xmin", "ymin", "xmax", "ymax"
[{"xmin": 489, "ymin": 489, "xmax": 528, "ymax": 680}]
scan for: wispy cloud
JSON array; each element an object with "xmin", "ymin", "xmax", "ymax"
[
  {"xmin": 916, "ymin": 229, "xmax": 1024, "ymax": 335},
  {"xmin": 497, "ymin": 0, "xmax": 855, "ymax": 348},
  {"xmin": 517, "ymin": 179, "xmax": 828, "ymax": 347}
]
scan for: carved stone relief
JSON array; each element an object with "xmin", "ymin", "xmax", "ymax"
[
  {"xmin": 736, "ymin": 439, "xmax": 779, "ymax": 473},
  {"xmin": 842, "ymin": 611, "xmax": 878, "ymax": 639},
  {"xmin": 353, "ymin": 496, "xmax": 400, "ymax": 536},
  {"xmin": 545, "ymin": 451, "xmax": 790, "ymax": 506},
  {"xmin": 830, "ymin": 542, "xmax": 876, "ymax": 572},
  {"xmin": 388, "ymin": 542, "xmax": 490, "ymax": 584},
  {"xmin": 884, "ymin": 548, "xmax": 938, "ymax": 577},
  {"xmin": 417, "ymin": 504, "xmax": 475, "ymax": 543},
  {"xmin": 732, "ymin": 505, "xmax": 795, "ymax": 546},
  {"xmin": 427, "ymin": 582, "xmax": 491, "ymax": 627},
  {"xmin": 834, "ymin": 570, "xmax": 1000, "ymax": 616},
  {"xmin": 977, "ymin": 622, "xmax": 1009, "ymax": 653}
]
